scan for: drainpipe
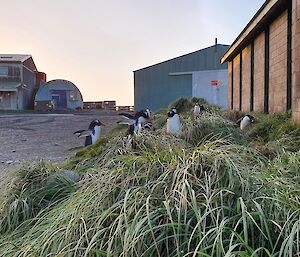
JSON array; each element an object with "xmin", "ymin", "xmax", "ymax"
[{"xmin": 292, "ymin": 0, "xmax": 300, "ymax": 121}]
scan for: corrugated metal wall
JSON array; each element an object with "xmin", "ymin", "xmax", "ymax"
[
  {"xmin": 22, "ymin": 58, "xmax": 37, "ymax": 109},
  {"xmin": 134, "ymin": 44, "xmax": 229, "ymax": 111},
  {"xmin": 35, "ymin": 80, "xmax": 83, "ymax": 110}
]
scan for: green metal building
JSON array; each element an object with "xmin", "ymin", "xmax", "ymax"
[{"xmin": 134, "ymin": 44, "xmax": 229, "ymax": 112}]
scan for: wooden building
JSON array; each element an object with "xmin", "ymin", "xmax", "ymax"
[{"xmin": 0, "ymin": 54, "xmax": 44, "ymax": 110}]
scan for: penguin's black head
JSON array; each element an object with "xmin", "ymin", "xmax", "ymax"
[
  {"xmin": 144, "ymin": 108, "xmax": 151, "ymax": 118},
  {"xmin": 89, "ymin": 119, "xmax": 104, "ymax": 129},
  {"xmin": 138, "ymin": 108, "xmax": 151, "ymax": 119},
  {"xmin": 245, "ymin": 114, "xmax": 255, "ymax": 123},
  {"xmin": 167, "ymin": 108, "xmax": 177, "ymax": 118}
]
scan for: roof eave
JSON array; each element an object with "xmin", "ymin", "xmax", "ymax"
[
  {"xmin": 21, "ymin": 55, "xmax": 32, "ymax": 62},
  {"xmin": 0, "ymin": 54, "xmax": 32, "ymax": 63},
  {"xmin": 221, "ymin": 0, "xmax": 287, "ymax": 64},
  {"xmin": 134, "ymin": 44, "xmax": 229, "ymax": 73}
]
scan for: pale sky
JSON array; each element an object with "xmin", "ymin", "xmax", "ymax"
[{"xmin": 1, "ymin": 0, "xmax": 265, "ymax": 105}]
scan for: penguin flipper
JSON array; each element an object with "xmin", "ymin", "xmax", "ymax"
[
  {"xmin": 74, "ymin": 129, "xmax": 86, "ymax": 137},
  {"xmin": 236, "ymin": 117, "xmax": 243, "ymax": 125},
  {"xmin": 119, "ymin": 113, "xmax": 135, "ymax": 120},
  {"xmin": 117, "ymin": 119, "xmax": 136, "ymax": 125},
  {"xmin": 75, "ymin": 130, "xmax": 93, "ymax": 138}
]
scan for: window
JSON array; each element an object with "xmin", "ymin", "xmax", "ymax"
[
  {"xmin": 69, "ymin": 91, "xmax": 77, "ymax": 101},
  {"xmin": 0, "ymin": 67, "xmax": 8, "ymax": 76},
  {"xmin": 0, "ymin": 66, "xmax": 21, "ymax": 82}
]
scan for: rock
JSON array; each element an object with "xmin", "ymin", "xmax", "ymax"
[
  {"xmin": 12, "ymin": 150, "xmax": 16, "ymax": 153},
  {"xmin": 46, "ymin": 170, "xmax": 81, "ymax": 188},
  {"xmin": 59, "ymin": 170, "xmax": 81, "ymax": 182},
  {"xmin": 6, "ymin": 160, "xmax": 13, "ymax": 165}
]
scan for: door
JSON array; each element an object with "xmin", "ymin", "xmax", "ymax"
[
  {"xmin": 51, "ymin": 90, "xmax": 67, "ymax": 108},
  {"xmin": 0, "ymin": 91, "xmax": 13, "ymax": 109}
]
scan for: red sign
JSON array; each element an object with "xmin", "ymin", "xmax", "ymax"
[{"xmin": 210, "ymin": 80, "xmax": 222, "ymax": 86}]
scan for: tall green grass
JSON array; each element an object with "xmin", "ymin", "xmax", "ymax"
[
  {"xmin": 180, "ymin": 113, "xmax": 248, "ymax": 146},
  {"xmin": 0, "ymin": 99, "xmax": 299, "ymax": 257},
  {"xmin": 0, "ymin": 161, "xmax": 77, "ymax": 234}
]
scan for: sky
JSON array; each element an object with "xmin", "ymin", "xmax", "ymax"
[{"xmin": 0, "ymin": 0, "xmax": 265, "ymax": 106}]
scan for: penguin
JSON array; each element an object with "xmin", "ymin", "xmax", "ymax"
[
  {"xmin": 237, "ymin": 114, "xmax": 255, "ymax": 130},
  {"xmin": 167, "ymin": 107, "xmax": 181, "ymax": 134},
  {"xmin": 118, "ymin": 108, "xmax": 151, "ymax": 135},
  {"xmin": 74, "ymin": 119, "xmax": 104, "ymax": 146},
  {"xmin": 193, "ymin": 103, "xmax": 205, "ymax": 117}
]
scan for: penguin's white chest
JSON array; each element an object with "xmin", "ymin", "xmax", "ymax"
[
  {"xmin": 137, "ymin": 116, "xmax": 145, "ymax": 125},
  {"xmin": 91, "ymin": 126, "xmax": 101, "ymax": 144},
  {"xmin": 240, "ymin": 117, "xmax": 251, "ymax": 130},
  {"xmin": 133, "ymin": 123, "xmax": 143, "ymax": 135},
  {"xmin": 167, "ymin": 115, "xmax": 181, "ymax": 134},
  {"xmin": 194, "ymin": 106, "xmax": 200, "ymax": 116},
  {"xmin": 132, "ymin": 116, "xmax": 145, "ymax": 134}
]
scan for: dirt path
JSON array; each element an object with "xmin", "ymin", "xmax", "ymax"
[{"xmin": 0, "ymin": 111, "xmax": 121, "ymax": 177}]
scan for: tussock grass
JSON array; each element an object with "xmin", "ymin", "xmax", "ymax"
[
  {"xmin": 150, "ymin": 108, "xmax": 168, "ymax": 130},
  {"xmin": 245, "ymin": 112, "xmax": 298, "ymax": 141},
  {"xmin": 180, "ymin": 113, "xmax": 248, "ymax": 146},
  {"xmin": 169, "ymin": 97, "xmax": 222, "ymax": 115},
  {"xmin": 0, "ymin": 98, "xmax": 299, "ymax": 257},
  {"xmin": 0, "ymin": 161, "xmax": 76, "ymax": 234}
]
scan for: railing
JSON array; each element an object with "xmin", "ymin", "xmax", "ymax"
[
  {"xmin": 83, "ymin": 102, "xmax": 134, "ymax": 112},
  {"xmin": 0, "ymin": 76, "xmax": 21, "ymax": 82},
  {"xmin": 116, "ymin": 106, "xmax": 134, "ymax": 112}
]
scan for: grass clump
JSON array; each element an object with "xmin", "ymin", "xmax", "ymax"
[
  {"xmin": 245, "ymin": 112, "xmax": 300, "ymax": 154},
  {"xmin": 181, "ymin": 112, "xmax": 248, "ymax": 146},
  {"xmin": 0, "ymin": 98, "xmax": 299, "ymax": 256},
  {"xmin": 168, "ymin": 97, "xmax": 208, "ymax": 113},
  {"xmin": 0, "ymin": 161, "xmax": 77, "ymax": 234},
  {"xmin": 247, "ymin": 112, "xmax": 293, "ymax": 141},
  {"xmin": 151, "ymin": 108, "xmax": 168, "ymax": 129}
]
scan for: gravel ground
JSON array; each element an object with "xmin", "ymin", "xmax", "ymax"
[{"xmin": 0, "ymin": 110, "xmax": 121, "ymax": 177}]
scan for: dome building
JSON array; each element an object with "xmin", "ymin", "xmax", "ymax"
[{"xmin": 34, "ymin": 79, "xmax": 83, "ymax": 111}]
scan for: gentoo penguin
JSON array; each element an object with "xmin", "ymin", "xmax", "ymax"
[
  {"xmin": 118, "ymin": 108, "xmax": 151, "ymax": 135},
  {"xmin": 237, "ymin": 114, "xmax": 255, "ymax": 130},
  {"xmin": 193, "ymin": 103, "xmax": 205, "ymax": 117},
  {"xmin": 74, "ymin": 119, "xmax": 104, "ymax": 146},
  {"xmin": 167, "ymin": 107, "xmax": 181, "ymax": 134}
]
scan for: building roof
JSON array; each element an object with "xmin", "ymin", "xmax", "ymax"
[
  {"xmin": 34, "ymin": 84, "xmax": 51, "ymax": 101},
  {"xmin": 35, "ymin": 79, "xmax": 83, "ymax": 101},
  {"xmin": 221, "ymin": 0, "xmax": 288, "ymax": 63},
  {"xmin": 0, "ymin": 82, "xmax": 21, "ymax": 91},
  {"xmin": 0, "ymin": 54, "xmax": 32, "ymax": 63},
  {"xmin": 134, "ymin": 44, "xmax": 229, "ymax": 72}
]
